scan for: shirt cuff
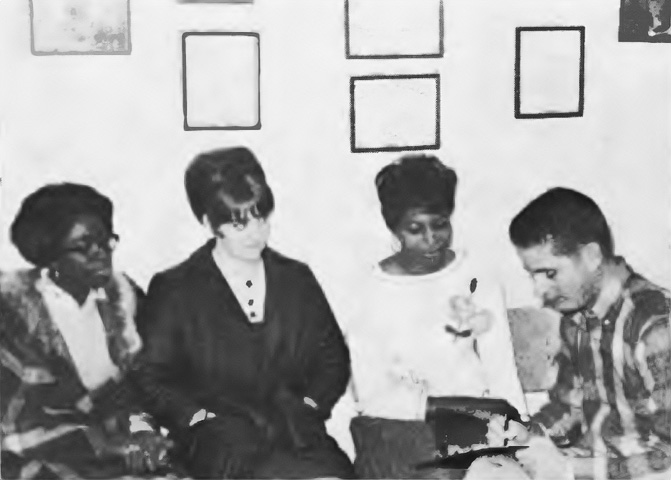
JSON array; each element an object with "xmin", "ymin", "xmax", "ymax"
[
  {"xmin": 129, "ymin": 413, "xmax": 155, "ymax": 433},
  {"xmin": 188, "ymin": 409, "xmax": 216, "ymax": 427}
]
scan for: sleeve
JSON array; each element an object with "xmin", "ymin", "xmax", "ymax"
[
  {"xmin": 0, "ymin": 295, "xmax": 31, "ymax": 428},
  {"xmin": 131, "ymin": 274, "xmax": 202, "ymax": 431},
  {"xmin": 530, "ymin": 319, "xmax": 583, "ymax": 441},
  {"xmin": 300, "ymin": 267, "xmax": 351, "ymax": 418},
  {"xmin": 635, "ymin": 309, "xmax": 671, "ymax": 440},
  {"xmin": 0, "ymin": 292, "xmax": 90, "ymax": 464},
  {"xmin": 475, "ymin": 282, "xmax": 529, "ymax": 419}
]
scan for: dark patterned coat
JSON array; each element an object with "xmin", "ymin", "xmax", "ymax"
[{"xmin": 0, "ymin": 269, "xmax": 166, "ymax": 479}]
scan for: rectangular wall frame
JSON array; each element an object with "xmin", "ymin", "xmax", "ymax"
[{"xmin": 350, "ymin": 74, "xmax": 441, "ymax": 153}]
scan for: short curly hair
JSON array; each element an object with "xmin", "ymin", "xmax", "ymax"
[
  {"xmin": 184, "ymin": 147, "xmax": 275, "ymax": 230},
  {"xmin": 10, "ymin": 183, "xmax": 114, "ymax": 267},
  {"xmin": 509, "ymin": 187, "xmax": 614, "ymax": 258},
  {"xmin": 375, "ymin": 154, "xmax": 458, "ymax": 231}
]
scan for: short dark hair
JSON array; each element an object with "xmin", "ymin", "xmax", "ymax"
[
  {"xmin": 184, "ymin": 147, "xmax": 274, "ymax": 230},
  {"xmin": 10, "ymin": 183, "xmax": 114, "ymax": 267},
  {"xmin": 509, "ymin": 187, "xmax": 614, "ymax": 258},
  {"xmin": 375, "ymin": 154, "xmax": 458, "ymax": 231}
]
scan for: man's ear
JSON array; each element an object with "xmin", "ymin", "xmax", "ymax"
[{"xmin": 580, "ymin": 242, "xmax": 603, "ymax": 272}]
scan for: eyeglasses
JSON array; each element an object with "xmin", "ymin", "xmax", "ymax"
[
  {"xmin": 61, "ymin": 234, "xmax": 120, "ymax": 257},
  {"xmin": 214, "ymin": 217, "xmax": 268, "ymax": 236}
]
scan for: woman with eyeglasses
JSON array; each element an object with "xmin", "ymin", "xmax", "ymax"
[
  {"xmin": 0, "ymin": 183, "xmax": 175, "ymax": 479},
  {"xmin": 134, "ymin": 147, "xmax": 354, "ymax": 479}
]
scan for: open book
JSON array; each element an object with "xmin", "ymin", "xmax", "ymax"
[{"xmin": 416, "ymin": 396, "xmax": 528, "ymax": 470}]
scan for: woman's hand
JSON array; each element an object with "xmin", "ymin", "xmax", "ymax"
[{"xmin": 120, "ymin": 431, "xmax": 174, "ymax": 474}]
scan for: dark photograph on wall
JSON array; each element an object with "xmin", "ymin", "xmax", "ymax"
[{"xmin": 619, "ymin": 0, "xmax": 671, "ymax": 42}]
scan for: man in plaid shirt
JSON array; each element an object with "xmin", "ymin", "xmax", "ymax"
[{"xmin": 507, "ymin": 187, "xmax": 671, "ymax": 480}]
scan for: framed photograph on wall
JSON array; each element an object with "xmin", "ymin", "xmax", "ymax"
[
  {"xmin": 515, "ymin": 26, "xmax": 585, "ymax": 119},
  {"xmin": 350, "ymin": 74, "xmax": 441, "ymax": 152},
  {"xmin": 182, "ymin": 32, "xmax": 261, "ymax": 130},
  {"xmin": 29, "ymin": 0, "xmax": 131, "ymax": 55},
  {"xmin": 345, "ymin": 0, "xmax": 444, "ymax": 59},
  {"xmin": 619, "ymin": 0, "xmax": 671, "ymax": 42}
]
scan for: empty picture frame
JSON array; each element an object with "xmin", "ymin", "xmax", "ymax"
[
  {"xmin": 182, "ymin": 32, "xmax": 261, "ymax": 130},
  {"xmin": 345, "ymin": 0, "xmax": 444, "ymax": 59},
  {"xmin": 29, "ymin": 0, "xmax": 131, "ymax": 55},
  {"xmin": 515, "ymin": 27, "xmax": 585, "ymax": 119},
  {"xmin": 350, "ymin": 74, "xmax": 440, "ymax": 153}
]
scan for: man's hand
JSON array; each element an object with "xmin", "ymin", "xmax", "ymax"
[
  {"xmin": 465, "ymin": 455, "xmax": 533, "ymax": 480},
  {"xmin": 486, "ymin": 416, "xmax": 531, "ymax": 447},
  {"xmin": 515, "ymin": 436, "xmax": 575, "ymax": 480}
]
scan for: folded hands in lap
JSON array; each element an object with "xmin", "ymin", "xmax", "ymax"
[{"xmin": 105, "ymin": 430, "xmax": 174, "ymax": 475}]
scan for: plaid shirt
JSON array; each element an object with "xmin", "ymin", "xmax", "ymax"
[{"xmin": 532, "ymin": 259, "xmax": 671, "ymax": 479}]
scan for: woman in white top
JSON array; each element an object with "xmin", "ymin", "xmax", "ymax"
[{"xmin": 345, "ymin": 155, "xmax": 527, "ymax": 478}]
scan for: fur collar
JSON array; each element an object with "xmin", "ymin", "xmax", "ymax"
[{"xmin": 0, "ymin": 269, "xmax": 142, "ymax": 372}]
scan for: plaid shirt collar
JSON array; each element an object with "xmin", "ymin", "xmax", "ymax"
[{"xmin": 572, "ymin": 257, "xmax": 633, "ymax": 330}]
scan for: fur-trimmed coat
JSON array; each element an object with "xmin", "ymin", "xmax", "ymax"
[{"xmin": 0, "ymin": 268, "xmax": 162, "ymax": 479}]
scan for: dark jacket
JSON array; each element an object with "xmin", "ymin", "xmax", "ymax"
[{"xmin": 134, "ymin": 241, "xmax": 351, "ymax": 436}]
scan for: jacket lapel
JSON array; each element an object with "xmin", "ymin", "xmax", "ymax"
[
  {"xmin": 97, "ymin": 273, "xmax": 141, "ymax": 371},
  {"xmin": 260, "ymin": 249, "xmax": 282, "ymax": 349}
]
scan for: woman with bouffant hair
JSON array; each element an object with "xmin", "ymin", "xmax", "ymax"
[
  {"xmin": 0, "ymin": 183, "xmax": 173, "ymax": 479},
  {"xmin": 135, "ymin": 147, "xmax": 354, "ymax": 479},
  {"xmin": 342, "ymin": 154, "xmax": 527, "ymax": 478}
]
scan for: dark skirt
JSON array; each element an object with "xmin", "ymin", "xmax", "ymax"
[
  {"xmin": 350, "ymin": 416, "xmax": 466, "ymax": 479},
  {"xmin": 254, "ymin": 437, "xmax": 355, "ymax": 479}
]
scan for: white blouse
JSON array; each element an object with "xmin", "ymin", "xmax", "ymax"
[
  {"xmin": 37, "ymin": 271, "xmax": 120, "ymax": 391},
  {"xmin": 347, "ymin": 251, "xmax": 528, "ymax": 421},
  {"xmin": 212, "ymin": 250, "xmax": 266, "ymax": 323}
]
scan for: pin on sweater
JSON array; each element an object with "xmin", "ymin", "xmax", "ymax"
[{"xmin": 445, "ymin": 278, "xmax": 493, "ymax": 339}]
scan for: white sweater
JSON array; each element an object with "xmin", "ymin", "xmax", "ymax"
[{"xmin": 328, "ymin": 251, "xmax": 528, "ymax": 459}]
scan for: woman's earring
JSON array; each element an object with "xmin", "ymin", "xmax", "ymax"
[{"xmin": 49, "ymin": 268, "xmax": 60, "ymax": 280}]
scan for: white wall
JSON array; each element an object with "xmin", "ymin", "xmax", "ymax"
[{"xmin": 1, "ymin": 0, "xmax": 670, "ymax": 314}]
